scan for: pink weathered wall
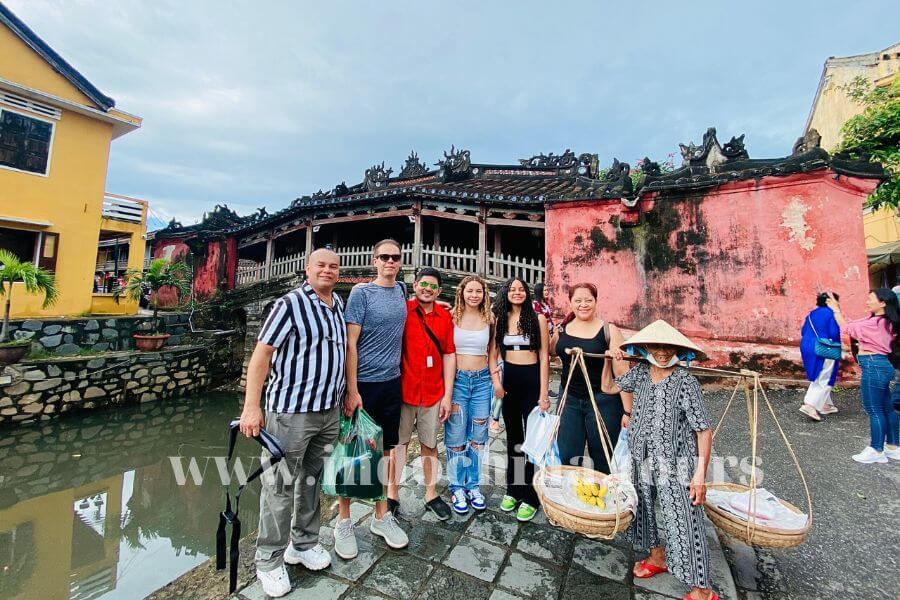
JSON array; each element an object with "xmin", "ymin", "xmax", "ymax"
[
  {"xmin": 152, "ymin": 236, "xmax": 238, "ymax": 305},
  {"xmin": 545, "ymin": 171, "xmax": 878, "ymax": 371}
]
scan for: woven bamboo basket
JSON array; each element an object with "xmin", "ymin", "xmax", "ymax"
[
  {"xmin": 534, "ymin": 465, "xmax": 633, "ymax": 539},
  {"xmin": 704, "ymin": 483, "xmax": 810, "ymax": 549}
]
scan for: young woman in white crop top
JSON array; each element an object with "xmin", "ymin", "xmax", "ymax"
[{"xmin": 445, "ymin": 275, "xmax": 499, "ymax": 514}]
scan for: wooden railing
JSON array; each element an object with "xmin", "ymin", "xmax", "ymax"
[{"xmin": 235, "ymin": 244, "xmax": 544, "ymax": 286}]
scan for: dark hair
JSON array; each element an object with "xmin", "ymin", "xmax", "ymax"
[
  {"xmin": 493, "ymin": 277, "xmax": 541, "ymax": 352},
  {"xmin": 534, "ymin": 282, "xmax": 545, "ymax": 300},
  {"xmin": 416, "ymin": 267, "xmax": 442, "ymax": 287},
  {"xmin": 373, "ymin": 238, "xmax": 400, "ymax": 255},
  {"xmin": 561, "ymin": 282, "xmax": 599, "ymax": 326},
  {"xmin": 816, "ymin": 291, "xmax": 839, "ymax": 307},
  {"xmin": 873, "ymin": 288, "xmax": 900, "ymax": 366}
]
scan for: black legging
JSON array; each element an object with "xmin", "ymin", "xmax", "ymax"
[
  {"xmin": 501, "ymin": 362, "xmax": 540, "ymax": 507},
  {"xmin": 557, "ymin": 392, "xmax": 623, "ymax": 475}
]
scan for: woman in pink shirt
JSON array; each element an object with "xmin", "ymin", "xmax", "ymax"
[{"xmin": 827, "ymin": 289, "xmax": 900, "ymax": 464}]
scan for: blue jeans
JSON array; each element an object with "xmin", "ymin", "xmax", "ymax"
[
  {"xmin": 445, "ymin": 368, "xmax": 492, "ymax": 492},
  {"xmin": 858, "ymin": 354, "xmax": 899, "ymax": 451},
  {"xmin": 892, "ymin": 369, "xmax": 900, "ymax": 413}
]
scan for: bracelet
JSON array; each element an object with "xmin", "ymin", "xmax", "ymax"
[{"xmin": 623, "ymin": 410, "xmax": 631, "ymax": 416}]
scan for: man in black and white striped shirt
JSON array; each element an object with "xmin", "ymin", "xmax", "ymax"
[{"xmin": 239, "ymin": 247, "xmax": 345, "ymax": 597}]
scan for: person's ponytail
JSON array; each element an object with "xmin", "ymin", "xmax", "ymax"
[{"xmin": 874, "ymin": 288, "xmax": 900, "ymax": 367}]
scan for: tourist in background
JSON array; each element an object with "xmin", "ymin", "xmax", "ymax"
[
  {"xmin": 798, "ymin": 292, "xmax": 842, "ymax": 421},
  {"xmin": 532, "ymin": 282, "xmax": 554, "ymax": 330},
  {"xmin": 391, "ymin": 267, "xmax": 455, "ymax": 521},
  {"xmin": 239, "ymin": 248, "xmax": 345, "ymax": 598},
  {"xmin": 339, "ymin": 239, "xmax": 409, "ymax": 557},
  {"xmin": 490, "ymin": 277, "xmax": 549, "ymax": 522},
  {"xmin": 446, "ymin": 275, "xmax": 497, "ymax": 514},
  {"xmin": 827, "ymin": 289, "xmax": 900, "ymax": 464},
  {"xmin": 550, "ymin": 283, "xmax": 630, "ymax": 473}
]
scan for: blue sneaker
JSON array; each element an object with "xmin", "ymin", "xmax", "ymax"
[
  {"xmin": 466, "ymin": 488, "xmax": 486, "ymax": 511},
  {"xmin": 451, "ymin": 489, "xmax": 469, "ymax": 514}
]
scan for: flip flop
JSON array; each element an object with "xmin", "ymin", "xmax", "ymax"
[{"xmin": 632, "ymin": 559, "xmax": 668, "ymax": 578}]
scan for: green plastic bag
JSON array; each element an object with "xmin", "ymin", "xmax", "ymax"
[{"xmin": 323, "ymin": 408, "xmax": 385, "ymax": 500}]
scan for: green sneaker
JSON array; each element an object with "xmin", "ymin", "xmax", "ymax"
[
  {"xmin": 499, "ymin": 495, "xmax": 518, "ymax": 512},
  {"xmin": 516, "ymin": 502, "xmax": 537, "ymax": 522}
]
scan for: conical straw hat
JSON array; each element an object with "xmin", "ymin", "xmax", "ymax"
[{"xmin": 620, "ymin": 319, "xmax": 705, "ymax": 357}]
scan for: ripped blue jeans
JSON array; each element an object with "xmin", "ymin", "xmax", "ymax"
[{"xmin": 445, "ymin": 368, "xmax": 492, "ymax": 493}]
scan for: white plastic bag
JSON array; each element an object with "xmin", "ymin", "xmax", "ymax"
[
  {"xmin": 610, "ymin": 427, "xmax": 631, "ymax": 479},
  {"xmin": 521, "ymin": 406, "xmax": 559, "ymax": 464}
]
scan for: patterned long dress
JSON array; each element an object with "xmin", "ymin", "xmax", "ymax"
[{"xmin": 615, "ymin": 364, "xmax": 712, "ymax": 589}]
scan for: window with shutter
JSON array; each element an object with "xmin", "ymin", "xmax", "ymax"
[{"xmin": 0, "ymin": 108, "xmax": 54, "ymax": 175}]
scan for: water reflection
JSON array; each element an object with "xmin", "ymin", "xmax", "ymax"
[{"xmin": 0, "ymin": 392, "xmax": 259, "ymax": 600}]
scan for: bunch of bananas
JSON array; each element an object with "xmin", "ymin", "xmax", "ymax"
[{"xmin": 574, "ymin": 476, "xmax": 608, "ymax": 508}]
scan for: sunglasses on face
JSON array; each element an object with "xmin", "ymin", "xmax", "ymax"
[
  {"xmin": 417, "ymin": 281, "xmax": 440, "ymax": 291},
  {"xmin": 376, "ymin": 254, "xmax": 402, "ymax": 263}
]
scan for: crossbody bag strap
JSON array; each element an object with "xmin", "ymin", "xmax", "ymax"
[{"xmin": 416, "ymin": 308, "xmax": 444, "ymax": 355}]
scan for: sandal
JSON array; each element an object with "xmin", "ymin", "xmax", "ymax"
[
  {"xmin": 632, "ymin": 559, "xmax": 668, "ymax": 578},
  {"xmin": 683, "ymin": 593, "xmax": 719, "ymax": 600}
]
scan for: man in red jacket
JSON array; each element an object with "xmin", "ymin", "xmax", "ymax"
[{"xmin": 388, "ymin": 267, "xmax": 456, "ymax": 520}]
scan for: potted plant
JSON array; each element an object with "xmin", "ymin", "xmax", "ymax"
[
  {"xmin": 0, "ymin": 250, "xmax": 58, "ymax": 366},
  {"xmin": 116, "ymin": 258, "xmax": 191, "ymax": 351}
]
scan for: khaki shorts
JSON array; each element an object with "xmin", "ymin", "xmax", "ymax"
[{"xmin": 398, "ymin": 402, "xmax": 441, "ymax": 449}]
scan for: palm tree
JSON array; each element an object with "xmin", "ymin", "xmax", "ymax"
[
  {"xmin": 115, "ymin": 258, "xmax": 191, "ymax": 333},
  {"xmin": 0, "ymin": 250, "xmax": 58, "ymax": 343}
]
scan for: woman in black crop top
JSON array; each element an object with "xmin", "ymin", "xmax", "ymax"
[{"xmin": 550, "ymin": 283, "xmax": 631, "ymax": 474}]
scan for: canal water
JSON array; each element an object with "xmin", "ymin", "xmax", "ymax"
[{"xmin": 0, "ymin": 392, "xmax": 260, "ymax": 600}]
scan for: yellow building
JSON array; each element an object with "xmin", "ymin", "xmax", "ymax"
[
  {"xmin": 805, "ymin": 43, "xmax": 900, "ymax": 287},
  {"xmin": 0, "ymin": 2, "xmax": 145, "ymax": 317}
]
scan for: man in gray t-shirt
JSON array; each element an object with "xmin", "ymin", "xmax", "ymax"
[
  {"xmin": 335, "ymin": 239, "xmax": 410, "ymax": 557},
  {"xmin": 344, "ymin": 282, "xmax": 407, "ymax": 382}
]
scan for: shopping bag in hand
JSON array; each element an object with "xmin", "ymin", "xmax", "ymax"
[
  {"xmin": 522, "ymin": 406, "xmax": 559, "ymax": 464},
  {"xmin": 610, "ymin": 427, "xmax": 631, "ymax": 480},
  {"xmin": 323, "ymin": 408, "xmax": 385, "ymax": 500}
]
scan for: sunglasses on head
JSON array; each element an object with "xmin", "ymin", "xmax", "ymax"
[
  {"xmin": 417, "ymin": 281, "xmax": 440, "ymax": 291},
  {"xmin": 375, "ymin": 253, "xmax": 402, "ymax": 263}
]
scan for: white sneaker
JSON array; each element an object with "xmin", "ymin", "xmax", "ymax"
[
  {"xmin": 798, "ymin": 404, "xmax": 821, "ymax": 421},
  {"xmin": 819, "ymin": 404, "xmax": 839, "ymax": 415},
  {"xmin": 284, "ymin": 542, "xmax": 331, "ymax": 570},
  {"xmin": 369, "ymin": 512, "xmax": 409, "ymax": 549},
  {"xmin": 256, "ymin": 564, "xmax": 291, "ymax": 598},
  {"xmin": 884, "ymin": 446, "xmax": 900, "ymax": 461},
  {"xmin": 852, "ymin": 447, "xmax": 888, "ymax": 464},
  {"xmin": 333, "ymin": 518, "xmax": 358, "ymax": 560}
]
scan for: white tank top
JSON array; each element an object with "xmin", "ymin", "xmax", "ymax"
[{"xmin": 454, "ymin": 325, "xmax": 490, "ymax": 356}]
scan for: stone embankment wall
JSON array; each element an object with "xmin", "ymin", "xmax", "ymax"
[
  {"xmin": 5, "ymin": 313, "xmax": 192, "ymax": 355},
  {"xmin": 0, "ymin": 335, "xmax": 240, "ymax": 426}
]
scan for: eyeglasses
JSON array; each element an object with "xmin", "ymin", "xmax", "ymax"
[
  {"xmin": 375, "ymin": 253, "xmax": 402, "ymax": 263},
  {"xmin": 417, "ymin": 281, "xmax": 440, "ymax": 291}
]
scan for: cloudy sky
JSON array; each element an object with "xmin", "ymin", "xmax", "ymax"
[{"xmin": 7, "ymin": 0, "xmax": 897, "ymax": 228}]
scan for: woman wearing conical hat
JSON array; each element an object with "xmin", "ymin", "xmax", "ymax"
[{"xmin": 609, "ymin": 320, "xmax": 718, "ymax": 600}]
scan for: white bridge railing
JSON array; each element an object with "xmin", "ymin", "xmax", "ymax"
[{"xmin": 235, "ymin": 244, "xmax": 544, "ymax": 286}]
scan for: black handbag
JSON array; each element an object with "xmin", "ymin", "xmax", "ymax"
[{"xmin": 807, "ymin": 317, "xmax": 842, "ymax": 360}]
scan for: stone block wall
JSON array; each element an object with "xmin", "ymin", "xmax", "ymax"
[
  {"xmin": 5, "ymin": 312, "xmax": 192, "ymax": 356},
  {"xmin": 0, "ymin": 335, "xmax": 240, "ymax": 426}
]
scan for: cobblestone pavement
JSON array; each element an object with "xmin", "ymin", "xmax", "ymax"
[{"xmin": 233, "ymin": 423, "xmax": 738, "ymax": 600}]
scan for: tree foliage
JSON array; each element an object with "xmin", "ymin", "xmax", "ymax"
[
  {"xmin": 115, "ymin": 258, "xmax": 192, "ymax": 333},
  {"xmin": 0, "ymin": 249, "xmax": 58, "ymax": 343},
  {"xmin": 837, "ymin": 76, "xmax": 900, "ymax": 209}
]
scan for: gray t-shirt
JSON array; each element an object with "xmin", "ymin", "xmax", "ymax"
[{"xmin": 344, "ymin": 281, "xmax": 407, "ymax": 382}]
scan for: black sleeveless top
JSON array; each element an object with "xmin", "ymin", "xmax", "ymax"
[{"xmin": 557, "ymin": 323, "xmax": 610, "ymax": 398}]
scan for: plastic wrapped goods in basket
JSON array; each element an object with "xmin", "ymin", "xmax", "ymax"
[
  {"xmin": 535, "ymin": 465, "xmax": 637, "ymax": 539},
  {"xmin": 704, "ymin": 483, "xmax": 810, "ymax": 548},
  {"xmin": 323, "ymin": 409, "xmax": 385, "ymax": 501}
]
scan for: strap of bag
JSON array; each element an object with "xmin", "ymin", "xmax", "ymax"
[
  {"xmin": 216, "ymin": 420, "xmax": 286, "ymax": 593},
  {"xmin": 416, "ymin": 307, "xmax": 444, "ymax": 355},
  {"xmin": 806, "ymin": 316, "xmax": 820, "ymax": 339}
]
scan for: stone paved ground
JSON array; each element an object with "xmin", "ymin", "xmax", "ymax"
[{"xmin": 233, "ymin": 421, "xmax": 739, "ymax": 600}]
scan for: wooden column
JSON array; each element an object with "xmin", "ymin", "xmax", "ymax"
[
  {"xmin": 413, "ymin": 203, "xmax": 423, "ymax": 270},
  {"xmin": 433, "ymin": 220, "xmax": 441, "ymax": 252},
  {"xmin": 264, "ymin": 236, "xmax": 274, "ymax": 279},
  {"xmin": 477, "ymin": 206, "xmax": 487, "ymax": 276},
  {"xmin": 305, "ymin": 221, "xmax": 314, "ymax": 256}
]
